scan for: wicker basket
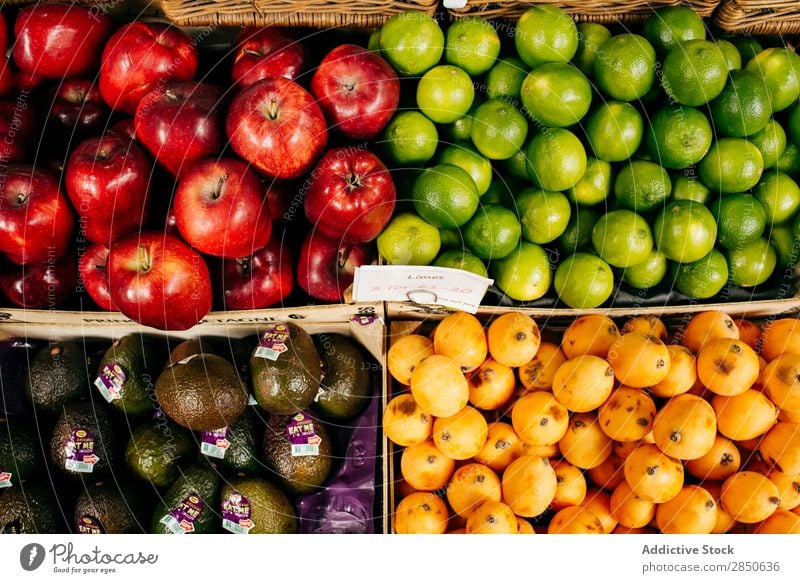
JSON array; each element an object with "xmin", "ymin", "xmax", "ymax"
[
  {"xmin": 714, "ymin": 0, "xmax": 800, "ymax": 34},
  {"xmin": 161, "ymin": 0, "xmax": 438, "ymax": 28},
  {"xmin": 445, "ymin": 1, "xmax": 721, "ymax": 23}
]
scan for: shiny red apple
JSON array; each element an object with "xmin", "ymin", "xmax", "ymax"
[
  {"xmin": 48, "ymin": 79, "xmax": 109, "ymax": 137},
  {"xmin": 220, "ymin": 238, "xmax": 293, "ymax": 310},
  {"xmin": 135, "ymin": 82, "xmax": 224, "ymax": 176},
  {"xmin": 13, "ymin": 70, "xmax": 44, "ymax": 92},
  {"xmin": 65, "ymin": 134, "xmax": 152, "ymax": 246},
  {"xmin": 311, "ymin": 44, "xmax": 400, "ymax": 139},
  {"xmin": 0, "ymin": 165, "xmax": 75, "ymax": 265},
  {"xmin": 226, "ymin": 77, "xmax": 327, "ymax": 180},
  {"xmin": 100, "ymin": 22, "xmax": 199, "ymax": 115},
  {"xmin": 174, "ymin": 158, "xmax": 272, "ymax": 258},
  {"xmin": 108, "ymin": 118, "xmax": 136, "ymax": 141},
  {"xmin": 297, "ymin": 232, "xmax": 373, "ymax": 302},
  {"xmin": 77, "ymin": 243, "xmax": 116, "ymax": 311},
  {"xmin": 13, "ymin": 4, "xmax": 113, "ymax": 78},
  {"xmin": 0, "ymin": 98, "xmax": 36, "ymax": 162},
  {"xmin": 267, "ymin": 182, "xmax": 294, "ymax": 222},
  {"xmin": 0, "ymin": 252, "xmax": 77, "ymax": 309},
  {"xmin": 108, "ymin": 232, "xmax": 212, "ymax": 331},
  {"xmin": 304, "ymin": 147, "xmax": 396, "ymax": 243},
  {"xmin": 231, "ymin": 27, "xmax": 308, "ymax": 89}
]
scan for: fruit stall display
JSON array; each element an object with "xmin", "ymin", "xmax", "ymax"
[
  {"xmin": 385, "ymin": 310, "xmax": 800, "ymax": 534},
  {"xmin": 0, "ymin": 316, "xmax": 384, "ymax": 534}
]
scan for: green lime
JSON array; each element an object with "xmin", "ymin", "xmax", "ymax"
[
  {"xmin": 463, "ymin": 204, "xmax": 522, "ymax": 260},
  {"xmin": 716, "ymin": 40, "xmax": 742, "ymax": 71},
  {"xmin": 732, "ymin": 37, "xmax": 763, "ymax": 64},
  {"xmin": 412, "ymin": 164, "xmax": 480, "ymax": 228},
  {"xmin": 594, "ymin": 34, "xmax": 657, "ymax": 102},
  {"xmin": 788, "ymin": 102, "xmax": 800, "ymax": 147},
  {"xmin": 769, "ymin": 225, "xmax": 799, "ymax": 271},
  {"xmin": 662, "ymin": 39, "xmax": 728, "ymax": 106},
  {"xmin": 654, "ymin": 200, "xmax": 718, "ymax": 263},
  {"xmin": 520, "ymin": 63, "xmax": 592, "ymax": 128},
  {"xmin": 622, "ymin": 249, "xmax": 668, "ymax": 290},
  {"xmin": 379, "ymin": 11, "xmax": 444, "ymax": 77},
  {"xmin": 438, "ymin": 142, "xmax": 493, "ymax": 196},
  {"xmin": 614, "ymin": 160, "xmax": 672, "ymax": 213},
  {"xmin": 443, "ymin": 102, "xmax": 479, "ymax": 143},
  {"xmin": 526, "ymin": 128, "xmax": 587, "ymax": 191},
  {"xmin": 445, "ymin": 17, "xmax": 501, "ymax": 77},
  {"xmin": 514, "ymin": 5, "xmax": 578, "ymax": 69},
  {"xmin": 591, "ymin": 209, "xmax": 654, "ymax": 268},
  {"xmin": 559, "ymin": 207, "xmax": 600, "ymax": 253},
  {"xmin": 485, "ymin": 57, "xmax": 528, "ymax": 100},
  {"xmin": 381, "ymin": 111, "xmax": 438, "ymax": 166},
  {"xmin": 567, "ymin": 157, "xmax": 612, "ymax": 206},
  {"xmin": 645, "ymin": 105, "xmax": 713, "ymax": 170},
  {"xmin": 672, "ymin": 174, "xmax": 711, "ymax": 204},
  {"xmin": 643, "ymin": 5, "xmax": 706, "ymax": 56},
  {"xmin": 710, "ymin": 193, "xmax": 767, "ymax": 249},
  {"xmin": 745, "ymin": 48, "xmax": 800, "ymax": 112},
  {"xmin": 470, "ymin": 99, "xmax": 529, "ymax": 160},
  {"xmin": 585, "ymin": 101, "xmax": 644, "ymax": 163},
  {"xmin": 554, "ymin": 252, "xmax": 615, "ymax": 309},
  {"xmin": 754, "ymin": 171, "xmax": 800, "ymax": 225},
  {"xmin": 674, "ymin": 249, "xmax": 729, "ymax": 299},
  {"xmin": 439, "ymin": 228, "xmax": 463, "ymax": 250},
  {"xmin": 778, "ymin": 142, "xmax": 800, "ymax": 174},
  {"xmin": 433, "ymin": 249, "xmax": 488, "ymax": 277},
  {"xmin": 416, "ymin": 65, "xmax": 475, "ymax": 124},
  {"xmin": 482, "ymin": 177, "xmax": 520, "ymax": 208},
  {"xmin": 572, "ymin": 22, "xmax": 612, "ymax": 76},
  {"xmin": 377, "ymin": 212, "xmax": 441, "ymax": 265},
  {"xmin": 699, "ymin": 138, "xmax": 764, "ymax": 193},
  {"xmin": 491, "ymin": 241, "xmax": 553, "ymax": 301},
  {"xmin": 751, "ymin": 119, "xmax": 787, "ymax": 169},
  {"xmin": 709, "ymin": 70, "xmax": 772, "ymax": 138},
  {"xmin": 517, "ymin": 188, "xmax": 572, "ymax": 245},
  {"xmin": 368, "ymin": 29, "xmax": 382, "ymax": 52},
  {"xmin": 727, "ymin": 238, "xmax": 777, "ymax": 287},
  {"xmin": 502, "ymin": 146, "xmax": 531, "ymax": 181}
]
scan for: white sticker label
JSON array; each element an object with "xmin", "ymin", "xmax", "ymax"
[
  {"xmin": 200, "ymin": 427, "xmax": 230, "ymax": 459},
  {"xmin": 443, "ymin": 0, "xmax": 468, "ymax": 7},
  {"xmin": 352, "ymin": 265, "xmax": 492, "ymax": 313},
  {"xmin": 0, "ymin": 470, "xmax": 12, "ymax": 488}
]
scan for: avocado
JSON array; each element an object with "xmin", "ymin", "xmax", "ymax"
[
  {"xmin": 94, "ymin": 334, "xmax": 162, "ymax": 417},
  {"xmin": 262, "ymin": 412, "xmax": 332, "ymax": 494},
  {"xmin": 220, "ymin": 476, "xmax": 297, "ymax": 534},
  {"xmin": 167, "ymin": 339, "xmax": 209, "ymax": 367},
  {"xmin": 250, "ymin": 323, "xmax": 322, "ymax": 415},
  {"xmin": 313, "ymin": 333, "xmax": 373, "ymax": 421},
  {"xmin": 0, "ymin": 418, "xmax": 46, "ymax": 486},
  {"xmin": 155, "ymin": 353, "xmax": 248, "ymax": 431},
  {"xmin": 25, "ymin": 342, "xmax": 90, "ymax": 415},
  {"xmin": 201, "ymin": 408, "xmax": 264, "ymax": 475},
  {"xmin": 73, "ymin": 481, "xmax": 148, "ymax": 534},
  {"xmin": 150, "ymin": 461, "xmax": 220, "ymax": 534},
  {"xmin": 50, "ymin": 401, "xmax": 117, "ymax": 480},
  {"xmin": 0, "ymin": 481, "xmax": 67, "ymax": 533},
  {"xmin": 125, "ymin": 418, "xmax": 194, "ymax": 488}
]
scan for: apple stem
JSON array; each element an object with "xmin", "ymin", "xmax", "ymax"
[
  {"xmin": 15, "ymin": 192, "xmax": 27, "ymax": 205},
  {"xmin": 212, "ymin": 175, "xmax": 228, "ymax": 200},
  {"xmin": 137, "ymin": 244, "xmax": 152, "ymax": 273},
  {"xmin": 345, "ymin": 173, "xmax": 363, "ymax": 192},
  {"xmin": 242, "ymin": 49, "xmax": 263, "ymax": 57},
  {"xmin": 337, "ymin": 246, "xmax": 347, "ymax": 268},
  {"xmin": 266, "ymin": 98, "xmax": 279, "ymax": 120},
  {"xmin": 237, "ymin": 256, "xmax": 251, "ymax": 276},
  {"xmin": 164, "ymin": 89, "xmax": 179, "ymax": 103}
]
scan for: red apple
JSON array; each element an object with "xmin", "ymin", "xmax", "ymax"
[
  {"xmin": 135, "ymin": 82, "xmax": 224, "ymax": 176},
  {"xmin": 77, "ymin": 243, "xmax": 116, "ymax": 311},
  {"xmin": 231, "ymin": 27, "xmax": 308, "ymax": 89},
  {"xmin": 107, "ymin": 232, "xmax": 212, "ymax": 330},
  {"xmin": 267, "ymin": 182, "xmax": 294, "ymax": 222},
  {"xmin": 0, "ymin": 97, "xmax": 36, "ymax": 162},
  {"xmin": 227, "ymin": 77, "xmax": 327, "ymax": 180},
  {"xmin": 108, "ymin": 118, "xmax": 136, "ymax": 141},
  {"xmin": 174, "ymin": 158, "xmax": 272, "ymax": 258},
  {"xmin": 100, "ymin": 22, "xmax": 199, "ymax": 115},
  {"xmin": 0, "ymin": 252, "xmax": 77, "ymax": 309},
  {"xmin": 0, "ymin": 165, "xmax": 74, "ymax": 265},
  {"xmin": 13, "ymin": 70, "xmax": 44, "ymax": 92},
  {"xmin": 220, "ymin": 238, "xmax": 293, "ymax": 310},
  {"xmin": 65, "ymin": 134, "xmax": 152, "ymax": 247},
  {"xmin": 13, "ymin": 4, "xmax": 112, "ymax": 78},
  {"xmin": 297, "ymin": 232, "xmax": 373, "ymax": 302},
  {"xmin": 48, "ymin": 79, "xmax": 109, "ymax": 136},
  {"xmin": 304, "ymin": 147, "xmax": 396, "ymax": 243},
  {"xmin": 311, "ymin": 44, "xmax": 400, "ymax": 139}
]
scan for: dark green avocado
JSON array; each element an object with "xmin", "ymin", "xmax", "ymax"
[
  {"xmin": 312, "ymin": 333, "xmax": 372, "ymax": 421},
  {"xmin": 220, "ymin": 476, "xmax": 297, "ymax": 534},
  {"xmin": 262, "ymin": 412, "xmax": 332, "ymax": 495},
  {"xmin": 94, "ymin": 334, "xmax": 162, "ymax": 417},
  {"xmin": 201, "ymin": 408, "xmax": 265, "ymax": 476},
  {"xmin": 25, "ymin": 342, "xmax": 90, "ymax": 415},
  {"xmin": 150, "ymin": 461, "xmax": 221, "ymax": 534},
  {"xmin": 0, "ymin": 481, "xmax": 67, "ymax": 533},
  {"xmin": 50, "ymin": 401, "xmax": 117, "ymax": 480},
  {"xmin": 0, "ymin": 418, "xmax": 46, "ymax": 486},
  {"xmin": 73, "ymin": 480, "xmax": 148, "ymax": 534},
  {"xmin": 125, "ymin": 418, "xmax": 194, "ymax": 488}
]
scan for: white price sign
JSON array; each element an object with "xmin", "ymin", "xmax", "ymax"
[{"xmin": 352, "ymin": 265, "xmax": 493, "ymax": 313}]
